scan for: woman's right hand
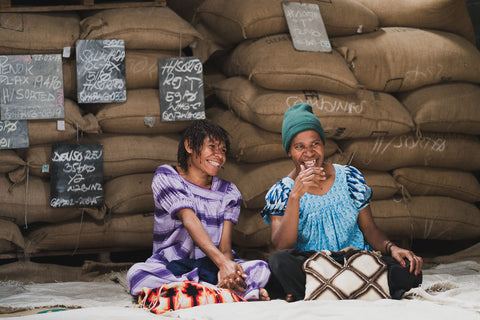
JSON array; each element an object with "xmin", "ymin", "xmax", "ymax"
[
  {"xmin": 217, "ymin": 260, "xmax": 247, "ymax": 294},
  {"xmin": 291, "ymin": 164, "xmax": 326, "ymax": 197}
]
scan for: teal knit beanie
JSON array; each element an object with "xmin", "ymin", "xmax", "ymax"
[{"xmin": 282, "ymin": 103, "xmax": 325, "ymax": 153}]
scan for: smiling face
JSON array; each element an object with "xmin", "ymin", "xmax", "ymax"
[
  {"xmin": 288, "ymin": 130, "xmax": 325, "ymax": 171},
  {"xmin": 186, "ymin": 136, "xmax": 227, "ymax": 178}
]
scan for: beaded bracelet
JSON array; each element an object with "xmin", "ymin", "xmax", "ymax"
[{"xmin": 385, "ymin": 241, "xmax": 395, "ymax": 255}]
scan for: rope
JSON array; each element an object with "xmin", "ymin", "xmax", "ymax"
[
  {"xmin": 76, "ymin": 121, "xmax": 79, "ymax": 144},
  {"xmin": 24, "ymin": 166, "xmax": 30, "ymax": 229},
  {"xmin": 179, "ymin": 27, "xmax": 182, "ymax": 57},
  {"xmin": 71, "ymin": 209, "xmax": 85, "ymax": 256}
]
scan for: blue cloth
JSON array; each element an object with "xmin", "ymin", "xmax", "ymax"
[
  {"xmin": 167, "ymin": 256, "xmax": 219, "ymax": 285},
  {"xmin": 261, "ymin": 164, "xmax": 372, "ymax": 252}
]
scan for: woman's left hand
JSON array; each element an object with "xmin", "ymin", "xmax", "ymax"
[
  {"xmin": 391, "ymin": 246, "xmax": 423, "ymax": 276},
  {"xmin": 217, "ymin": 261, "xmax": 247, "ymax": 294}
]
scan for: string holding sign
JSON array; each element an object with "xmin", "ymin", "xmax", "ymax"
[
  {"xmin": 158, "ymin": 56, "xmax": 205, "ymax": 122},
  {"xmin": 282, "ymin": 2, "xmax": 332, "ymax": 53}
]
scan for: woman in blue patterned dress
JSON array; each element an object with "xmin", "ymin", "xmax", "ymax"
[
  {"xmin": 262, "ymin": 103, "xmax": 423, "ymax": 301},
  {"xmin": 127, "ymin": 120, "xmax": 271, "ymax": 301}
]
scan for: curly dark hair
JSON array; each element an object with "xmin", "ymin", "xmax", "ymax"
[{"xmin": 177, "ymin": 119, "xmax": 230, "ymax": 172}]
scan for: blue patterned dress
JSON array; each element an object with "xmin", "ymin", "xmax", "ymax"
[{"xmin": 261, "ymin": 164, "xmax": 372, "ymax": 252}]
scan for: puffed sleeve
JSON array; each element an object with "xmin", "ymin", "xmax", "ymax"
[
  {"xmin": 223, "ymin": 182, "xmax": 242, "ymax": 224},
  {"xmin": 260, "ymin": 177, "xmax": 293, "ymax": 225},
  {"xmin": 151, "ymin": 166, "xmax": 194, "ymax": 219},
  {"xmin": 345, "ymin": 165, "xmax": 372, "ymax": 210}
]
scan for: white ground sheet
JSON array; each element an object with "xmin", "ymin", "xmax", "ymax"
[{"xmin": 1, "ymin": 260, "xmax": 479, "ymax": 320}]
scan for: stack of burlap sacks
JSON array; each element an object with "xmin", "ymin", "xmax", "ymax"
[
  {"xmin": 0, "ymin": 7, "xmax": 203, "ymax": 258},
  {"xmin": 1, "ymin": 0, "xmax": 479, "ymax": 262},
  {"xmin": 189, "ymin": 0, "xmax": 480, "ymax": 258}
]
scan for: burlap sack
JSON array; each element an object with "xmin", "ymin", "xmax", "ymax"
[
  {"xmin": 0, "ymin": 219, "xmax": 25, "ymax": 253},
  {"xmin": 218, "ymin": 158, "xmax": 293, "ymax": 209},
  {"xmin": 203, "ymin": 61, "xmax": 228, "ymax": 100},
  {"xmin": 86, "ymin": 133, "xmax": 179, "ymax": 180},
  {"xmin": 168, "ymin": 0, "xmax": 205, "ymax": 23},
  {"xmin": 0, "ymin": 175, "xmax": 105, "ymax": 226},
  {"xmin": 392, "ymin": 167, "xmax": 480, "ymax": 203},
  {"xmin": 104, "ymin": 173, "xmax": 155, "ymax": 215},
  {"xmin": 397, "ymin": 83, "xmax": 480, "ymax": 135},
  {"xmin": 80, "ymin": 7, "xmax": 202, "ymax": 50},
  {"xmin": 332, "ymin": 27, "xmax": 480, "ymax": 92},
  {"xmin": 338, "ymin": 133, "xmax": 480, "ymax": 171},
  {"xmin": 124, "ymin": 50, "xmax": 179, "ymax": 89},
  {"xmin": 214, "ymin": 76, "xmax": 414, "ymax": 137},
  {"xmin": 354, "ymin": 0, "xmax": 475, "ymax": 43},
  {"xmin": 27, "ymin": 98, "xmax": 101, "ymax": 145},
  {"xmin": 0, "ymin": 150, "xmax": 25, "ymax": 173},
  {"xmin": 371, "ymin": 196, "xmax": 480, "ymax": 241},
  {"xmin": 0, "ymin": 12, "xmax": 79, "ymax": 54},
  {"xmin": 207, "ymin": 107, "xmax": 338, "ymax": 163},
  {"xmin": 193, "ymin": 0, "xmax": 378, "ymax": 47},
  {"xmin": 62, "ymin": 58, "xmax": 77, "ymax": 99},
  {"xmin": 95, "ymin": 89, "xmax": 192, "ymax": 134},
  {"xmin": 0, "ymin": 261, "xmax": 85, "ymax": 283},
  {"xmin": 362, "ymin": 170, "xmax": 400, "ymax": 200},
  {"xmin": 24, "ymin": 213, "xmax": 154, "ymax": 254},
  {"xmin": 8, "ymin": 144, "xmax": 53, "ymax": 183},
  {"xmin": 233, "ymin": 208, "xmax": 271, "ymax": 248},
  {"xmin": 223, "ymin": 34, "xmax": 359, "ymax": 94},
  {"xmin": 7, "ymin": 142, "xmax": 81, "ymax": 184},
  {"xmin": 207, "ymin": 106, "xmax": 284, "ymax": 163}
]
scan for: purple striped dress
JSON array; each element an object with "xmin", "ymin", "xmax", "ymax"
[{"xmin": 126, "ymin": 164, "xmax": 271, "ymax": 300}]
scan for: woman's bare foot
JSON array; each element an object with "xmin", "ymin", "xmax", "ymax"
[
  {"xmin": 285, "ymin": 294, "xmax": 294, "ymax": 302},
  {"xmin": 259, "ymin": 288, "xmax": 270, "ymax": 301}
]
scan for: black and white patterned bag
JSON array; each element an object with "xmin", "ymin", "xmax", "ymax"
[{"xmin": 303, "ymin": 247, "xmax": 390, "ymax": 300}]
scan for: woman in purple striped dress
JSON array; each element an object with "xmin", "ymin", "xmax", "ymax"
[{"xmin": 126, "ymin": 120, "xmax": 271, "ymax": 301}]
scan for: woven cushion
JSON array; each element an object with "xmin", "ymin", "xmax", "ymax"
[{"xmin": 303, "ymin": 248, "xmax": 390, "ymax": 300}]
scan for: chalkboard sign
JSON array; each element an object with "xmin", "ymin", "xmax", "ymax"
[
  {"xmin": 50, "ymin": 144, "xmax": 104, "ymax": 208},
  {"xmin": 282, "ymin": 2, "xmax": 332, "ymax": 52},
  {"xmin": 158, "ymin": 56, "xmax": 205, "ymax": 122},
  {"xmin": 0, "ymin": 54, "xmax": 64, "ymax": 120},
  {"xmin": 76, "ymin": 39, "xmax": 126, "ymax": 104},
  {"xmin": 0, "ymin": 120, "xmax": 29, "ymax": 149}
]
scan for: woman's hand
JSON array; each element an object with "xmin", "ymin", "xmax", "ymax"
[
  {"xmin": 390, "ymin": 245, "xmax": 423, "ymax": 276},
  {"xmin": 217, "ymin": 260, "xmax": 247, "ymax": 294},
  {"xmin": 291, "ymin": 165, "xmax": 326, "ymax": 197}
]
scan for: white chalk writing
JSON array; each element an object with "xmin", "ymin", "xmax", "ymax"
[
  {"xmin": 0, "ymin": 54, "xmax": 64, "ymax": 120},
  {"xmin": 370, "ymin": 135, "xmax": 446, "ymax": 155},
  {"xmin": 159, "ymin": 57, "xmax": 205, "ymax": 122},
  {"xmin": 50, "ymin": 145, "xmax": 104, "ymax": 208},
  {"xmin": 282, "ymin": 2, "xmax": 331, "ymax": 52},
  {"xmin": 76, "ymin": 40, "xmax": 126, "ymax": 103},
  {"xmin": 286, "ymin": 93, "xmax": 365, "ymax": 113}
]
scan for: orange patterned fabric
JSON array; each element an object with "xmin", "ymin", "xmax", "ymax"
[{"xmin": 137, "ymin": 280, "xmax": 246, "ymax": 314}]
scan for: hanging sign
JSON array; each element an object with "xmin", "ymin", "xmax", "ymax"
[
  {"xmin": 0, "ymin": 120, "xmax": 29, "ymax": 149},
  {"xmin": 76, "ymin": 39, "xmax": 126, "ymax": 103},
  {"xmin": 0, "ymin": 54, "xmax": 64, "ymax": 120},
  {"xmin": 282, "ymin": 2, "xmax": 332, "ymax": 52},
  {"xmin": 50, "ymin": 144, "xmax": 104, "ymax": 208},
  {"xmin": 158, "ymin": 56, "xmax": 205, "ymax": 122}
]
